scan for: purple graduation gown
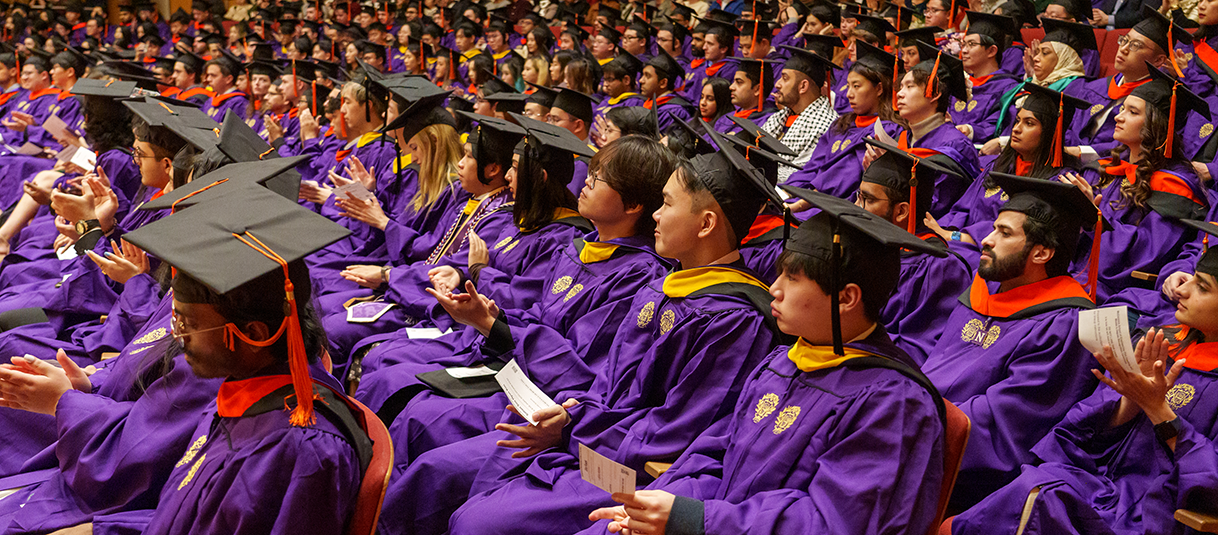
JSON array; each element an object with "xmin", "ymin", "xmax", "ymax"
[
  {"xmin": 140, "ymin": 363, "xmax": 362, "ymax": 535},
  {"xmin": 681, "ymin": 57, "xmax": 738, "ymax": 102},
  {"xmin": 948, "ymin": 73, "xmax": 1020, "ymax": 142},
  {"xmin": 952, "ymin": 327, "xmax": 1218, "ymax": 535},
  {"xmin": 922, "ymin": 274, "xmax": 1099, "ymax": 509},
  {"xmin": 366, "ymin": 234, "xmax": 669, "ymax": 465},
  {"xmin": 1072, "ymin": 74, "xmax": 1147, "ymax": 158},
  {"xmin": 784, "ymin": 116, "xmax": 904, "ymax": 200},
  {"xmin": 377, "ymin": 263, "xmax": 780, "ymax": 535},
  {"xmin": 897, "ymin": 124, "xmax": 981, "ymax": 218},
  {"xmin": 590, "ymin": 92, "xmax": 645, "ymax": 142},
  {"xmin": 201, "ymin": 91, "xmax": 250, "ymax": 122},
  {"xmin": 1075, "ymin": 160, "xmax": 1208, "ymax": 304},
  {"xmin": 711, "ymin": 105, "xmax": 776, "ymax": 137},
  {"xmin": 579, "ymin": 330, "xmax": 945, "ymax": 535},
  {"xmin": 882, "ymin": 234, "xmax": 973, "ymax": 365},
  {"xmin": 313, "ymin": 133, "xmax": 406, "ymax": 259},
  {"xmin": 737, "ymin": 214, "xmax": 790, "ymax": 284},
  {"xmin": 648, "ymin": 93, "xmax": 696, "ymax": 134}
]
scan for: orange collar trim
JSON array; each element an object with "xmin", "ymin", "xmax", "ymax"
[
  {"xmin": 180, "ymin": 87, "xmax": 214, "ymax": 99},
  {"xmin": 1168, "ymin": 325, "xmax": 1218, "ymax": 371},
  {"xmin": 1107, "ymin": 75, "xmax": 1149, "ymax": 100},
  {"xmin": 969, "ymin": 74, "xmax": 995, "ymax": 87},
  {"xmin": 29, "ymin": 87, "xmax": 60, "ymax": 100},
  {"xmin": 743, "ymin": 214, "xmax": 784, "ymax": 243},
  {"xmin": 966, "ymin": 274, "xmax": 1092, "ymax": 318},
  {"xmin": 690, "ymin": 58, "xmax": 706, "ymax": 69},
  {"xmin": 1101, "ymin": 159, "xmax": 1203, "ymax": 204},
  {"xmin": 210, "ymin": 91, "xmax": 247, "ymax": 107},
  {"xmin": 1015, "ymin": 156, "xmax": 1032, "ymax": 176},
  {"xmin": 855, "ymin": 115, "xmax": 878, "ymax": 128},
  {"xmin": 216, "ymin": 375, "xmax": 294, "ymax": 417},
  {"xmin": 705, "ymin": 59, "xmax": 729, "ymax": 76}
]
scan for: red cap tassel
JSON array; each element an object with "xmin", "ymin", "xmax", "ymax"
[
  {"xmin": 892, "ymin": 54, "xmax": 900, "ymax": 109},
  {"xmin": 925, "ymin": 51, "xmax": 941, "ymax": 99},
  {"xmin": 1087, "ymin": 212, "xmax": 1102, "ymax": 301},
  {"xmin": 907, "ymin": 161, "xmax": 918, "ymax": 234},
  {"xmin": 1169, "ymin": 32, "xmax": 1184, "ymax": 78},
  {"xmin": 311, "ymin": 81, "xmax": 317, "ymax": 116},
  {"xmin": 1050, "ymin": 94, "xmax": 1064, "ymax": 167},
  {"xmin": 292, "ymin": 61, "xmax": 299, "ymax": 98},
  {"xmin": 756, "ymin": 60, "xmax": 764, "ymax": 114}
]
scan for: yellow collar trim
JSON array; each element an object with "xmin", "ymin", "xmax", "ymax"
[
  {"xmin": 392, "ymin": 153, "xmax": 414, "ymax": 172},
  {"xmin": 464, "ymin": 186, "xmax": 508, "ymax": 215},
  {"xmin": 579, "ymin": 240, "xmax": 620, "ymax": 264},
  {"xmin": 554, "ymin": 207, "xmax": 581, "ymax": 221},
  {"xmin": 355, "ymin": 131, "xmax": 385, "ymax": 148},
  {"xmin": 787, "ymin": 336, "xmax": 878, "ymax": 372},
  {"xmin": 461, "ymin": 49, "xmax": 481, "ymax": 61},
  {"xmin": 662, "ymin": 265, "xmax": 769, "ymax": 298},
  {"xmin": 597, "ymin": 57, "xmax": 614, "ymax": 65},
  {"xmin": 607, "ymin": 92, "xmax": 640, "ymax": 105},
  {"xmin": 493, "ymin": 49, "xmax": 511, "ymax": 60}
]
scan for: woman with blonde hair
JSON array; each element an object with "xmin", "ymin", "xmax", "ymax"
[{"xmin": 522, "ymin": 55, "xmax": 550, "ymax": 89}]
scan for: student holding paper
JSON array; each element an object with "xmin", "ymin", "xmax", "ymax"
[
  {"xmin": 378, "ymin": 128, "xmax": 781, "ymax": 535},
  {"xmin": 948, "ymin": 218, "xmax": 1218, "ymax": 534},
  {"xmin": 583, "ymin": 188, "xmax": 948, "ymax": 535},
  {"xmin": 922, "ymin": 173, "xmax": 1101, "ymax": 510}
]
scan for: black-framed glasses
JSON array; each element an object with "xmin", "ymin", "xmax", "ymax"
[
  {"xmin": 586, "ymin": 170, "xmax": 609, "ymax": 189},
  {"xmin": 852, "ymin": 190, "xmax": 890, "ymax": 208}
]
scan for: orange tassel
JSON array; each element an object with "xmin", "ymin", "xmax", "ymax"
[
  {"xmin": 892, "ymin": 54, "xmax": 900, "ymax": 109},
  {"xmin": 1087, "ymin": 211, "xmax": 1102, "ymax": 302},
  {"xmin": 908, "ymin": 160, "xmax": 918, "ymax": 234},
  {"xmin": 170, "ymin": 178, "xmax": 229, "ymax": 214},
  {"xmin": 1165, "ymin": 83, "xmax": 1178, "ymax": 157},
  {"xmin": 231, "ymin": 232, "xmax": 316, "ymax": 427},
  {"xmin": 925, "ymin": 51, "xmax": 941, "ymax": 99}
]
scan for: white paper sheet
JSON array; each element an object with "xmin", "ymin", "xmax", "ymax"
[
  {"xmin": 446, "ymin": 365, "xmax": 499, "ymax": 379},
  {"xmin": 494, "ymin": 358, "xmax": 556, "ymax": 425},
  {"xmin": 55, "ymin": 246, "xmax": 77, "ymax": 261},
  {"xmin": 1078, "ymin": 306, "xmax": 1137, "ymax": 373},
  {"xmin": 579, "ymin": 443, "xmax": 635, "ymax": 495},
  {"xmin": 14, "ymin": 142, "xmax": 41, "ymax": 156},
  {"xmin": 43, "ymin": 114, "xmax": 70, "ymax": 140},
  {"xmin": 335, "ymin": 181, "xmax": 375, "ymax": 201},
  {"xmin": 873, "ymin": 120, "xmax": 898, "ymax": 146},
  {"xmin": 405, "ymin": 327, "xmax": 451, "ymax": 340}
]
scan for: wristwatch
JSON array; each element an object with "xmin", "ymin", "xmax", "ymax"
[
  {"xmin": 74, "ymin": 219, "xmax": 101, "ymax": 235},
  {"xmin": 1154, "ymin": 416, "xmax": 1183, "ymax": 443}
]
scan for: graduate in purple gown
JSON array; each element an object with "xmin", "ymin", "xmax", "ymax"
[
  {"xmin": 951, "ymin": 223, "xmax": 1218, "ymax": 533},
  {"xmin": 365, "ymin": 136, "xmax": 676, "ymax": 466},
  {"xmin": 1073, "ymin": 9, "xmax": 1194, "ymax": 161},
  {"xmin": 376, "ymin": 128, "xmax": 783, "ymax": 535},
  {"xmin": 835, "ymin": 14, "xmax": 893, "ymax": 117},
  {"xmin": 923, "ymin": 173, "xmax": 1101, "ymax": 510},
  {"xmin": 761, "ymin": 46, "xmax": 840, "ymax": 183},
  {"xmin": 1075, "ymin": 68, "xmax": 1210, "ymax": 304},
  {"xmin": 950, "ymin": 12, "xmax": 1022, "ymax": 143},
  {"xmin": 936, "ymin": 83, "xmax": 1094, "ymax": 263},
  {"xmin": 890, "ymin": 42, "xmax": 980, "ymax": 218},
  {"xmin": 681, "ymin": 19, "xmax": 737, "ymax": 103},
  {"xmin": 0, "ymin": 56, "xmax": 68, "ymax": 147},
  {"xmin": 642, "ymin": 51, "xmax": 696, "ymax": 134},
  {"xmin": 200, "ymin": 52, "xmax": 250, "ymax": 121},
  {"xmin": 590, "ymin": 53, "xmax": 645, "ymax": 145},
  {"xmin": 710, "ymin": 57, "xmax": 777, "ymax": 135},
  {"xmin": 118, "ymin": 183, "xmax": 364, "ymax": 535},
  {"xmin": 580, "ymin": 187, "xmax": 948, "ymax": 535},
  {"xmin": 785, "ymin": 41, "xmax": 905, "ymax": 202},
  {"xmin": 854, "ymin": 143, "xmax": 973, "ymax": 364}
]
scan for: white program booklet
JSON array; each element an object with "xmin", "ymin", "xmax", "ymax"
[
  {"xmin": 494, "ymin": 358, "xmax": 556, "ymax": 425},
  {"xmin": 579, "ymin": 443, "xmax": 635, "ymax": 495},
  {"xmin": 1078, "ymin": 306, "xmax": 1137, "ymax": 373}
]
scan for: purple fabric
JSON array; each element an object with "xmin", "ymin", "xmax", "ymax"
[
  {"xmin": 784, "ymin": 118, "xmax": 904, "ymax": 200},
  {"xmin": 948, "ymin": 74, "xmax": 1020, "ymax": 142},
  {"xmin": 882, "ymin": 242, "xmax": 972, "ymax": 365},
  {"xmin": 202, "ymin": 93, "xmax": 250, "ymax": 122},
  {"xmin": 903, "ymin": 122, "xmax": 982, "ymax": 218}
]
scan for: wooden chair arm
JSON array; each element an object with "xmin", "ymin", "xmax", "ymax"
[
  {"xmin": 100, "ymin": 352, "xmax": 120, "ymax": 360},
  {"xmin": 1131, "ymin": 271, "xmax": 1159, "ymax": 281},
  {"xmin": 1176, "ymin": 509, "xmax": 1218, "ymax": 532},
  {"xmin": 643, "ymin": 462, "xmax": 672, "ymax": 479}
]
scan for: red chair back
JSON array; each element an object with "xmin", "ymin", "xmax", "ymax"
[
  {"xmin": 345, "ymin": 398, "xmax": 394, "ymax": 535},
  {"xmin": 928, "ymin": 400, "xmax": 971, "ymax": 535},
  {"xmin": 1100, "ymin": 28, "xmax": 1131, "ymax": 78}
]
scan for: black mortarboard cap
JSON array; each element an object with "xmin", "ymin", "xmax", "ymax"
[
  {"xmin": 693, "ymin": 126, "xmax": 781, "ymax": 245},
  {"xmin": 965, "ymin": 11, "xmax": 1017, "ymax": 45},
  {"xmin": 526, "ymin": 83, "xmax": 558, "ymax": 108},
  {"xmin": 456, "ymin": 110, "xmax": 527, "ymax": 183},
  {"xmin": 1130, "ymin": 5, "xmax": 1192, "ymax": 55},
  {"xmin": 851, "ymin": 13, "xmax": 896, "ymax": 40},
  {"xmin": 1017, "ymin": 82, "xmax": 1090, "ymax": 166},
  {"xmin": 71, "ymin": 77, "xmax": 136, "ymax": 98},
  {"xmin": 125, "ymin": 97, "xmax": 217, "ymax": 129},
  {"xmin": 174, "ymin": 49, "xmax": 206, "ymax": 71},
  {"xmin": 245, "ymin": 59, "xmax": 280, "ymax": 77},
  {"xmin": 669, "ymin": 3, "xmax": 695, "ymax": 20},
  {"xmin": 705, "ymin": 8, "xmax": 735, "ymax": 22},
  {"xmin": 384, "ymin": 90, "xmax": 456, "ymax": 142},
  {"xmin": 1132, "ymin": 60, "xmax": 1210, "ymax": 135},
  {"xmin": 217, "ymin": 110, "xmax": 278, "ymax": 163},
  {"xmin": 913, "ymin": 40, "xmax": 967, "ymax": 101},
  {"xmin": 802, "ymin": 33, "xmax": 847, "ymax": 58},
  {"xmin": 697, "ymin": 16, "xmax": 740, "ymax": 38},
  {"xmin": 779, "ymin": 185, "xmax": 946, "ymax": 354},
  {"xmin": 895, "ymin": 26, "xmax": 941, "ymax": 48},
  {"xmin": 1041, "ymin": 17, "xmax": 1098, "ymax": 51},
  {"xmin": 992, "ymin": 171, "xmax": 1101, "ymax": 268},
  {"xmin": 777, "ymin": 44, "xmax": 837, "ymax": 86},
  {"xmin": 854, "ymin": 40, "xmax": 899, "ymax": 81},
  {"xmin": 646, "ymin": 49, "xmax": 684, "ymax": 83},
  {"xmin": 880, "ymin": 2, "xmax": 916, "ymax": 31},
  {"xmin": 124, "ymin": 183, "xmax": 349, "ymax": 295},
  {"xmin": 484, "ymin": 91, "xmax": 530, "ymax": 113},
  {"xmin": 597, "ymin": 24, "xmax": 622, "ymax": 43},
  {"xmin": 508, "ymin": 111, "xmax": 595, "ymax": 184},
  {"xmin": 719, "ymin": 133, "xmax": 798, "ymax": 186},
  {"xmin": 1178, "ymin": 220, "xmax": 1218, "ymax": 277},
  {"xmin": 562, "ymin": 24, "xmax": 590, "ymax": 43},
  {"xmin": 998, "ymin": 0, "xmax": 1040, "ymax": 27},
  {"xmin": 141, "ymin": 155, "xmax": 311, "ymax": 210},
  {"xmin": 480, "ymin": 71, "xmax": 517, "ymax": 96},
  {"xmin": 607, "ymin": 51, "xmax": 644, "ymax": 76},
  {"xmin": 673, "ymin": 117, "xmax": 717, "ymax": 156},
  {"xmin": 627, "ymin": 18, "xmax": 653, "ymax": 39},
  {"xmin": 729, "ymin": 114, "xmax": 797, "ymax": 156},
  {"xmin": 860, "ymin": 138, "xmax": 958, "ymax": 231},
  {"xmin": 553, "ymin": 88, "xmax": 596, "ymax": 125}
]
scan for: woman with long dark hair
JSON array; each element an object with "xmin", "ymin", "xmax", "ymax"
[
  {"xmin": 697, "ymin": 75, "xmax": 731, "ymax": 125},
  {"xmin": 932, "ymin": 83, "xmax": 1093, "ymax": 253},
  {"xmin": 786, "ymin": 41, "xmax": 906, "ymax": 202},
  {"xmin": 1068, "ymin": 71, "xmax": 1210, "ymax": 304}
]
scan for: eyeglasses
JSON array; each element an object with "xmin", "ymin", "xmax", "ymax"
[
  {"xmin": 1116, "ymin": 35, "xmax": 1147, "ymax": 53},
  {"xmin": 130, "ymin": 148, "xmax": 153, "ymax": 164},
  {"xmin": 961, "ymin": 39, "xmax": 984, "ymax": 48},
  {"xmin": 586, "ymin": 170, "xmax": 609, "ymax": 189},
  {"xmin": 170, "ymin": 310, "xmax": 229, "ymax": 342},
  {"xmin": 922, "ymin": 5, "xmax": 945, "ymax": 14},
  {"xmin": 852, "ymin": 190, "xmax": 889, "ymax": 208}
]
